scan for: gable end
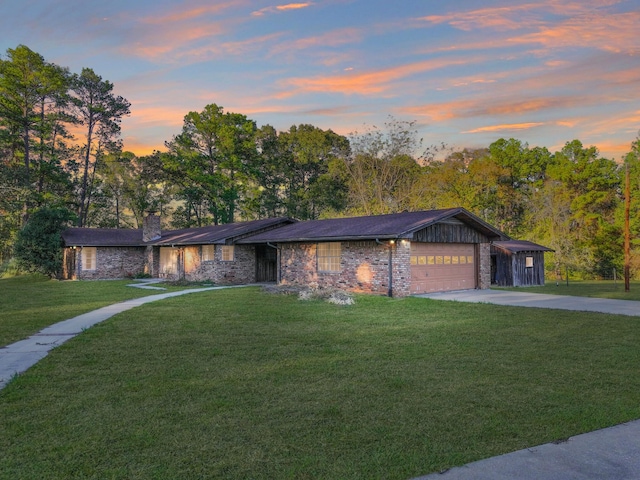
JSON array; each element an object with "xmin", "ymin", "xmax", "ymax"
[{"xmin": 412, "ymin": 222, "xmax": 490, "ymax": 243}]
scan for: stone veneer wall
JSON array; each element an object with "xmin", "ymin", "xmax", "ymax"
[
  {"xmin": 176, "ymin": 245, "xmax": 256, "ymax": 284},
  {"xmin": 478, "ymin": 242, "xmax": 491, "ymax": 289},
  {"xmin": 76, "ymin": 246, "xmax": 147, "ymax": 280},
  {"xmin": 279, "ymin": 240, "xmax": 413, "ymax": 297}
]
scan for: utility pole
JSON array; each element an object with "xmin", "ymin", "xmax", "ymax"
[{"xmin": 624, "ymin": 160, "xmax": 631, "ymax": 292}]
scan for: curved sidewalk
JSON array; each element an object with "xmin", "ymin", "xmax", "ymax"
[
  {"xmin": 417, "ymin": 289, "xmax": 640, "ymax": 316},
  {"xmin": 0, "ymin": 285, "xmax": 234, "ymax": 390}
]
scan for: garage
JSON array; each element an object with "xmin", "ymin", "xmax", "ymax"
[{"xmin": 410, "ymin": 242, "xmax": 476, "ymax": 294}]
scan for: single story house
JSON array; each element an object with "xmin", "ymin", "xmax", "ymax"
[
  {"xmin": 239, "ymin": 208, "xmax": 509, "ymax": 297},
  {"xmin": 61, "ymin": 208, "xmax": 550, "ymax": 296},
  {"xmin": 61, "ymin": 215, "xmax": 294, "ymax": 283},
  {"xmin": 491, "ymin": 240, "xmax": 553, "ymax": 287}
]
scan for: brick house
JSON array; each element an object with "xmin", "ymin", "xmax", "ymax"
[
  {"xmin": 239, "ymin": 208, "xmax": 509, "ymax": 297},
  {"xmin": 62, "ymin": 208, "xmax": 550, "ymax": 297},
  {"xmin": 61, "ymin": 215, "xmax": 294, "ymax": 282}
]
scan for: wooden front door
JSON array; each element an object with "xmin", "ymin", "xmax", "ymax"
[{"xmin": 255, "ymin": 245, "xmax": 277, "ymax": 282}]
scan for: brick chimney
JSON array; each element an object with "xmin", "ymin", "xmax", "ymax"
[{"xmin": 143, "ymin": 212, "xmax": 161, "ymax": 242}]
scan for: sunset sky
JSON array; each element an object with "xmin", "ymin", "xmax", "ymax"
[{"xmin": 1, "ymin": 0, "xmax": 639, "ymax": 160}]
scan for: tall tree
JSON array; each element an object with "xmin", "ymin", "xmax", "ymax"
[
  {"xmin": 0, "ymin": 45, "xmax": 71, "ymax": 223},
  {"xmin": 344, "ymin": 118, "xmax": 422, "ymax": 215},
  {"xmin": 70, "ymin": 67, "xmax": 130, "ymax": 227},
  {"xmin": 279, "ymin": 124, "xmax": 350, "ymax": 219},
  {"xmin": 164, "ymin": 104, "xmax": 257, "ymax": 225},
  {"xmin": 540, "ymin": 140, "xmax": 621, "ymax": 277}
]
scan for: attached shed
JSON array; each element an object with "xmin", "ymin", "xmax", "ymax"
[{"xmin": 491, "ymin": 240, "xmax": 553, "ymax": 287}]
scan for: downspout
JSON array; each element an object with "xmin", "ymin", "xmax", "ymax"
[
  {"xmin": 376, "ymin": 239, "xmax": 394, "ymax": 297},
  {"xmin": 267, "ymin": 242, "xmax": 281, "ymax": 284}
]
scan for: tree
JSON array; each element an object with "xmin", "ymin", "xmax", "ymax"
[
  {"xmin": 97, "ymin": 151, "xmax": 165, "ymax": 228},
  {"xmin": 279, "ymin": 124, "xmax": 350, "ymax": 219},
  {"xmin": 70, "ymin": 68, "xmax": 130, "ymax": 227},
  {"xmin": 0, "ymin": 45, "xmax": 72, "ymax": 224},
  {"xmin": 540, "ymin": 140, "xmax": 621, "ymax": 277},
  {"xmin": 343, "ymin": 117, "xmax": 422, "ymax": 215},
  {"xmin": 13, "ymin": 207, "xmax": 75, "ymax": 277},
  {"xmin": 164, "ymin": 104, "xmax": 257, "ymax": 225}
]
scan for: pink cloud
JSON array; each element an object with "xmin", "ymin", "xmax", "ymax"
[
  {"xmin": 279, "ymin": 57, "xmax": 477, "ymax": 97},
  {"xmin": 464, "ymin": 122, "xmax": 545, "ymax": 133},
  {"xmin": 252, "ymin": 2, "xmax": 314, "ymax": 17}
]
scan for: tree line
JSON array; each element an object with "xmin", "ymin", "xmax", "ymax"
[{"xmin": 1, "ymin": 45, "xmax": 639, "ymax": 278}]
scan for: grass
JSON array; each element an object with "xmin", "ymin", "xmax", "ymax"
[
  {"xmin": 0, "ymin": 274, "xmax": 197, "ymax": 347},
  {"xmin": 1, "ymin": 287, "xmax": 639, "ymax": 479},
  {"xmin": 498, "ymin": 279, "xmax": 640, "ymax": 301}
]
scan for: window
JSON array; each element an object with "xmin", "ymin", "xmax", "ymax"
[
  {"xmin": 160, "ymin": 247, "xmax": 179, "ymax": 275},
  {"xmin": 317, "ymin": 242, "xmax": 341, "ymax": 272},
  {"xmin": 220, "ymin": 245, "xmax": 235, "ymax": 262},
  {"xmin": 81, "ymin": 247, "xmax": 96, "ymax": 271},
  {"xmin": 525, "ymin": 256, "xmax": 534, "ymax": 268},
  {"xmin": 202, "ymin": 245, "xmax": 214, "ymax": 262}
]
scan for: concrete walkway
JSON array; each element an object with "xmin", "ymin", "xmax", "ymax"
[
  {"xmin": 0, "ymin": 285, "xmax": 236, "ymax": 390},
  {"xmin": 412, "ymin": 288, "xmax": 640, "ymax": 479},
  {"xmin": 413, "ymin": 419, "xmax": 640, "ymax": 480},
  {"xmin": 417, "ymin": 289, "xmax": 640, "ymax": 316}
]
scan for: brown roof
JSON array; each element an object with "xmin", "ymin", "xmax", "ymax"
[
  {"xmin": 150, "ymin": 217, "xmax": 295, "ymax": 246},
  {"xmin": 62, "ymin": 228, "xmax": 143, "ymax": 247},
  {"xmin": 239, "ymin": 208, "xmax": 507, "ymax": 243},
  {"xmin": 492, "ymin": 240, "xmax": 553, "ymax": 253}
]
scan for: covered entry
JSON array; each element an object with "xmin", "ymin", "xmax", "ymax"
[
  {"xmin": 255, "ymin": 244, "xmax": 277, "ymax": 282},
  {"xmin": 410, "ymin": 242, "xmax": 476, "ymax": 294}
]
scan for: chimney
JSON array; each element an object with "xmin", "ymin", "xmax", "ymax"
[{"xmin": 143, "ymin": 212, "xmax": 161, "ymax": 242}]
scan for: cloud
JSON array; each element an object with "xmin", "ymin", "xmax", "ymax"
[
  {"xmin": 464, "ymin": 122, "xmax": 545, "ymax": 133},
  {"xmin": 400, "ymin": 93, "xmax": 592, "ymax": 123},
  {"xmin": 141, "ymin": 2, "xmax": 242, "ymax": 24},
  {"xmin": 509, "ymin": 10, "xmax": 640, "ymax": 54},
  {"xmin": 419, "ymin": 1, "xmax": 639, "ymax": 55},
  {"xmin": 252, "ymin": 2, "xmax": 314, "ymax": 17},
  {"xmin": 270, "ymin": 27, "xmax": 363, "ymax": 55},
  {"xmin": 279, "ymin": 57, "xmax": 477, "ymax": 97},
  {"xmin": 419, "ymin": 4, "xmax": 543, "ymax": 32}
]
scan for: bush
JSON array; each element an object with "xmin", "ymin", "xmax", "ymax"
[{"xmin": 13, "ymin": 208, "xmax": 75, "ymax": 278}]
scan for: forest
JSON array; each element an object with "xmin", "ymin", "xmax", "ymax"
[{"xmin": 1, "ymin": 45, "xmax": 639, "ymax": 279}]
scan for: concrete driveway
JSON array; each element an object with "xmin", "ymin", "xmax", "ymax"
[
  {"xmin": 416, "ymin": 289, "xmax": 640, "ymax": 317},
  {"xmin": 413, "ymin": 288, "xmax": 640, "ymax": 480}
]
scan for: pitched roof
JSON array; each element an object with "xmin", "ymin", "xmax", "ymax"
[
  {"xmin": 62, "ymin": 228, "xmax": 143, "ymax": 247},
  {"xmin": 149, "ymin": 217, "xmax": 295, "ymax": 246},
  {"xmin": 492, "ymin": 240, "xmax": 553, "ymax": 253},
  {"xmin": 61, "ymin": 217, "xmax": 295, "ymax": 247},
  {"xmin": 239, "ymin": 208, "xmax": 507, "ymax": 243}
]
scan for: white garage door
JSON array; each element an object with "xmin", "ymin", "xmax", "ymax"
[{"xmin": 410, "ymin": 243, "xmax": 476, "ymax": 294}]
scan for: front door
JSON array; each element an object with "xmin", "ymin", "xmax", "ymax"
[{"xmin": 255, "ymin": 245, "xmax": 277, "ymax": 282}]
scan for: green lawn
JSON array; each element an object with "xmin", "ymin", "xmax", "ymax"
[
  {"xmin": 1, "ymin": 287, "xmax": 639, "ymax": 479},
  {"xmin": 498, "ymin": 279, "xmax": 640, "ymax": 301},
  {"xmin": 0, "ymin": 275, "xmax": 193, "ymax": 347}
]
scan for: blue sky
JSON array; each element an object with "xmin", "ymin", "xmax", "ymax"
[{"xmin": 2, "ymin": 0, "xmax": 639, "ymax": 159}]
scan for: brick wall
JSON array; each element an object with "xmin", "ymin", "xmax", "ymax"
[
  {"xmin": 478, "ymin": 242, "xmax": 491, "ymax": 289},
  {"xmin": 280, "ymin": 241, "xmax": 412, "ymax": 297},
  {"xmin": 76, "ymin": 246, "xmax": 147, "ymax": 280},
  {"xmin": 157, "ymin": 245, "xmax": 256, "ymax": 284}
]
